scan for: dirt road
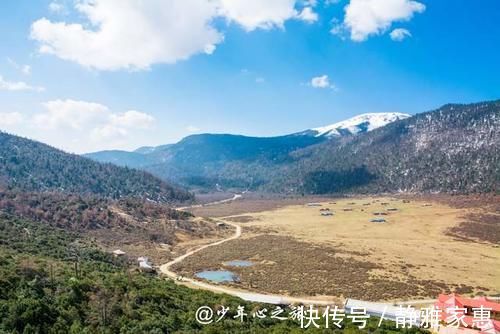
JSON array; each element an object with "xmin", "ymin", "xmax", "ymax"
[
  {"xmin": 159, "ymin": 219, "xmax": 339, "ymax": 305},
  {"xmin": 176, "ymin": 193, "xmax": 242, "ymax": 211},
  {"xmin": 159, "ymin": 194, "xmax": 439, "ymax": 306},
  {"xmin": 161, "ymin": 193, "xmax": 341, "ymax": 305}
]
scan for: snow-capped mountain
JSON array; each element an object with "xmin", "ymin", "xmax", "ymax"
[
  {"xmin": 310, "ymin": 112, "xmax": 411, "ymax": 137},
  {"xmin": 87, "ymin": 112, "xmax": 413, "ymax": 170},
  {"xmin": 85, "ymin": 100, "xmax": 500, "ymax": 194},
  {"xmin": 86, "ymin": 111, "xmax": 413, "ymax": 182}
]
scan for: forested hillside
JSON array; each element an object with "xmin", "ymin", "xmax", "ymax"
[
  {"xmin": 159, "ymin": 100, "xmax": 500, "ymax": 194},
  {"xmin": 0, "ymin": 190, "xmax": 190, "ymax": 234},
  {"xmin": 0, "ymin": 212, "xmax": 429, "ymax": 333},
  {"xmin": 279, "ymin": 101, "xmax": 499, "ymax": 194},
  {"xmin": 0, "ymin": 132, "xmax": 192, "ymax": 202},
  {"xmin": 87, "ymin": 133, "xmax": 326, "ymax": 189},
  {"xmin": 85, "ymin": 100, "xmax": 500, "ymax": 195}
]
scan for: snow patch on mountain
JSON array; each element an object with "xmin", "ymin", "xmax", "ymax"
[{"xmin": 311, "ymin": 112, "xmax": 411, "ymax": 137}]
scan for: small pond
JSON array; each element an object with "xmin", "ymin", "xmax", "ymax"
[
  {"xmin": 224, "ymin": 260, "xmax": 254, "ymax": 267},
  {"xmin": 195, "ymin": 270, "xmax": 238, "ymax": 283}
]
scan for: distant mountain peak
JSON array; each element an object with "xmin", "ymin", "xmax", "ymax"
[{"xmin": 310, "ymin": 112, "xmax": 411, "ymax": 137}]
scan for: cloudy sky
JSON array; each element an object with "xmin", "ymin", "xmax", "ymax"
[{"xmin": 0, "ymin": 0, "xmax": 499, "ymax": 153}]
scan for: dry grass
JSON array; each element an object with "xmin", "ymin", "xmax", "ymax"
[
  {"xmin": 174, "ymin": 234, "xmax": 474, "ymax": 301},
  {"xmin": 222, "ymin": 215, "xmax": 261, "ymax": 223},
  {"xmin": 187, "ymin": 195, "xmax": 328, "ymax": 217},
  {"xmin": 175, "ymin": 196, "xmax": 500, "ymax": 301},
  {"xmin": 91, "ymin": 217, "xmax": 231, "ymax": 264}
]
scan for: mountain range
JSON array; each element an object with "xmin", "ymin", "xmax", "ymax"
[
  {"xmin": 275, "ymin": 101, "xmax": 499, "ymax": 194},
  {"xmin": 91, "ymin": 112, "xmax": 407, "ymax": 167},
  {"xmin": 1, "ymin": 101, "xmax": 497, "ymax": 197},
  {"xmin": 85, "ymin": 102, "xmax": 499, "ymax": 194},
  {"xmin": 85, "ymin": 112, "xmax": 411, "ymax": 189}
]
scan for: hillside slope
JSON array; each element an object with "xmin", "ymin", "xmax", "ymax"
[
  {"xmin": 84, "ymin": 100, "xmax": 499, "ymax": 194},
  {"xmin": 0, "ymin": 132, "xmax": 192, "ymax": 202},
  {"xmin": 85, "ymin": 113, "xmax": 408, "ymax": 189},
  {"xmin": 88, "ymin": 133, "xmax": 326, "ymax": 188},
  {"xmin": 280, "ymin": 101, "xmax": 499, "ymax": 194}
]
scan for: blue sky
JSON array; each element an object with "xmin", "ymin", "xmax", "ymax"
[{"xmin": 0, "ymin": 0, "xmax": 499, "ymax": 153}]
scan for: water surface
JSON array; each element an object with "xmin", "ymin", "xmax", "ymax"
[
  {"xmin": 195, "ymin": 270, "xmax": 237, "ymax": 283},
  {"xmin": 225, "ymin": 260, "xmax": 254, "ymax": 267}
]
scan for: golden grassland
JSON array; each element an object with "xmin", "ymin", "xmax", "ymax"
[
  {"xmin": 239, "ymin": 197, "xmax": 499, "ymax": 290},
  {"xmin": 174, "ymin": 196, "xmax": 500, "ymax": 301}
]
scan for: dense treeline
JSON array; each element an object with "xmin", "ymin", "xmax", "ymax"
[
  {"xmin": 0, "ymin": 215, "xmax": 429, "ymax": 333},
  {"xmin": 302, "ymin": 167, "xmax": 376, "ymax": 194},
  {"xmin": 0, "ymin": 132, "xmax": 193, "ymax": 203}
]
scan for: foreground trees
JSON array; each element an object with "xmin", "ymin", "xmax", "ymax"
[{"xmin": 0, "ymin": 215, "xmax": 429, "ymax": 333}]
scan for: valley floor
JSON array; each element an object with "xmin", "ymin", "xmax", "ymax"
[{"xmin": 169, "ymin": 194, "xmax": 500, "ymax": 302}]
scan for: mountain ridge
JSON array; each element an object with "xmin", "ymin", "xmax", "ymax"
[
  {"xmin": 309, "ymin": 112, "xmax": 411, "ymax": 137},
  {"xmin": 84, "ymin": 111, "xmax": 409, "ymax": 178},
  {"xmin": 0, "ymin": 131, "xmax": 193, "ymax": 202},
  {"xmin": 280, "ymin": 100, "xmax": 500, "ymax": 194},
  {"xmin": 84, "ymin": 100, "xmax": 499, "ymax": 194}
]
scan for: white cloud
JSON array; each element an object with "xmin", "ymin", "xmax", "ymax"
[
  {"xmin": 204, "ymin": 44, "xmax": 217, "ymax": 55},
  {"xmin": 0, "ymin": 75, "xmax": 44, "ymax": 92},
  {"xmin": 90, "ymin": 125, "xmax": 128, "ymax": 140},
  {"xmin": 0, "ymin": 100, "xmax": 156, "ymax": 153},
  {"xmin": 48, "ymin": 2, "xmax": 64, "ymax": 13},
  {"xmin": 219, "ymin": 0, "xmax": 299, "ymax": 31},
  {"xmin": 31, "ymin": 0, "xmax": 318, "ymax": 70},
  {"xmin": 31, "ymin": 0, "xmax": 223, "ymax": 71},
  {"xmin": 296, "ymin": 7, "xmax": 318, "ymax": 23},
  {"xmin": 0, "ymin": 112, "xmax": 24, "ymax": 128},
  {"xmin": 240, "ymin": 68, "xmax": 266, "ymax": 84},
  {"xmin": 28, "ymin": 99, "xmax": 155, "ymax": 152},
  {"xmin": 330, "ymin": 18, "xmax": 347, "ymax": 39},
  {"xmin": 21, "ymin": 65, "xmax": 31, "ymax": 75},
  {"xmin": 390, "ymin": 28, "xmax": 412, "ymax": 41},
  {"xmin": 186, "ymin": 125, "xmax": 201, "ymax": 133},
  {"xmin": 303, "ymin": 0, "xmax": 318, "ymax": 6},
  {"xmin": 33, "ymin": 99, "xmax": 110, "ymax": 130},
  {"xmin": 336, "ymin": 0, "xmax": 425, "ymax": 42},
  {"xmin": 7, "ymin": 58, "xmax": 31, "ymax": 75},
  {"xmin": 109, "ymin": 110, "xmax": 154, "ymax": 129},
  {"xmin": 310, "ymin": 74, "xmax": 336, "ymax": 89}
]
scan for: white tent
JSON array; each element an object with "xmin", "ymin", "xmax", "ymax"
[
  {"xmin": 112, "ymin": 249, "xmax": 126, "ymax": 256},
  {"xmin": 139, "ymin": 261, "xmax": 155, "ymax": 272}
]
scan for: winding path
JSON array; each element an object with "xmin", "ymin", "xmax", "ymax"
[
  {"xmin": 176, "ymin": 193, "xmax": 242, "ymax": 211},
  {"xmin": 159, "ymin": 219, "xmax": 339, "ymax": 305},
  {"xmin": 160, "ymin": 194, "xmax": 436, "ymax": 306},
  {"xmin": 160, "ymin": 193, "xmax": 338, "ymax": 305}
]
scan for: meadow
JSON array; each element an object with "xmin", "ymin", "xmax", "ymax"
[{"xmin": 175, "ymin": 196, "xmax": 500, "ymax": 302}]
